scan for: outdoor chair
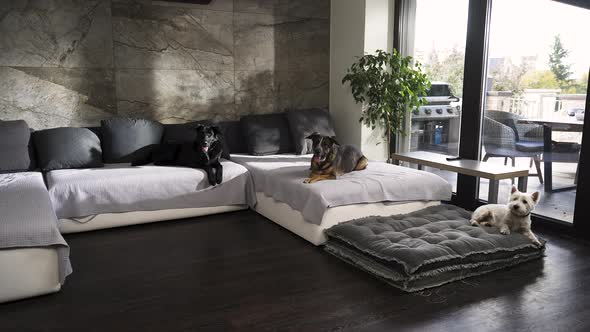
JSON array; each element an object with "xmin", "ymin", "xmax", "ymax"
[{"xmin": 482, "ymin": 112, "xmax": 544, "ymax": 184}]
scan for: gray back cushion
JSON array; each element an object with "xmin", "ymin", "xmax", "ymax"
[
  {"xmin": 33, "ymin": 127, "xmax": 103, "ymax": 171},
  {"xmin": 240, "ymin": 113, "xmax": 294, "ymax": 155},
  {"xmin": 286, "ymin": 108, "xmax": 336, "ymax": 154},
  {"xmin": 0, "ymin": 120, "xmax": 36, "ymax": 173},
  {"xmin": 86, "ymin": 126, "xmax": 102, "ymax": 141},
  {"xmin": 215, "ymin": 120, "xmax": 247, "ymax": 155},
  {"xmin": 101, "ymin": 118, "xmax": 164, "ymax": 164}
]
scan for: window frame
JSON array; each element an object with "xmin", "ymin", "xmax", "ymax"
[{"xmin": 391, "ymin": 0, "xmax": 590, "ymax": 235}]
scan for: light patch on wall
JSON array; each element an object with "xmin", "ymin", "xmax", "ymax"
[{"xmin": 0, "ymin": 0, "xmax": 330, "ymax": 129}]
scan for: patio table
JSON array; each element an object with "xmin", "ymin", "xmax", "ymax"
[{"xmin": 518, "ymin": 119, "xmax": 584, "ymax": 193}]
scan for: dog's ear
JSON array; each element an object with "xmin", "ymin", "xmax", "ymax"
[
  {"xmin": 210, "ymin": 125, "xmax": 222, "ymax": 137},
  {"xmin": 531, "ymin": 191, "xmax": 540, "ymax": 203},
  {"xmin": 329, "ymin": 136, "xmax": 339, "ymax": 145},
  {"xmin": 195, "ymin": 124, "xmax": 205, "ymax": 132},
  {"xmin": 511, "ymin": 185, "xmax": 518, "ymax": 194},
  {"xmin": 306, "ymin": 132, "xmax": 321, "ymax": 140}
]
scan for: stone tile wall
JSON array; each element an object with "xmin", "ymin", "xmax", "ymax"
[{"xmin": 0, "ymin": 0, "xmax": 329, "ymax": 128}]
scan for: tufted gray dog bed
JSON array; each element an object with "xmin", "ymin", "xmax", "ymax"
[{"xmin": 324, "ymin": 204, "xmax": 546, "ymax": 292}]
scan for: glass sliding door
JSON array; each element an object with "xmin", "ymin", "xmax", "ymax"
[
  {"xmin": 478, "ymin": 0, "xmax": 590, "ymax": 223},
  {"xmin": 398, "ymin": 0, "xmax": 469, "ymax": 192}
]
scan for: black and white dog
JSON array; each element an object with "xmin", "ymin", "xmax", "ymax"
[{"xmin": 153, "ymin": 125, "xmax": 224, "ymax": 186}]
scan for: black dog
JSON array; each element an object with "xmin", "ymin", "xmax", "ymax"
[{"xmin": 153, "ymin": 125, "xmax": 224, "ymax": 186}]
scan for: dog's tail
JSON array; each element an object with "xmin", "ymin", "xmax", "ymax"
[{"xmin": 354, "ymin": 156, "xmax": 368, "ymax": 171}]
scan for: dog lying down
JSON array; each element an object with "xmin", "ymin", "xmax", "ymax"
[
  {"xmin": 470, "ymin": 185, "xmax": 542, "ymax": 247},
  {"xmin": 151, "ymin": 124, "xmax": 224, "ymax": 186},
  {"xmin": 304, "ymin": 133, "xmax": 368, "ymax": 184}
]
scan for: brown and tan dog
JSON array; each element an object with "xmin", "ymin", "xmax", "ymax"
[{"xmin": 304, "ymin": 133, "xmax": 368, "ymax": 184}]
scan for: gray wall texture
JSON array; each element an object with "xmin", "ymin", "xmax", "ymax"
[{"xmin": 0, "ymin": 0, "xmax": 330, "ymax": 129}]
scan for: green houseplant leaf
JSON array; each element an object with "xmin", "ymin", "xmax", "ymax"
[{"xmin": 342, "ymin": 49, "xmax": 431, "ymax": 160}]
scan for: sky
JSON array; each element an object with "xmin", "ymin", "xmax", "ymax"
[{"xmin": 414, "ymin": 0, "xmax": 590, "ymax": 78}]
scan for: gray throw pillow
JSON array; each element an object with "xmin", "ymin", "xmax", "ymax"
[
  {"xmin": 286, "ymin": 108, "xmax": 336, "ymax": 154},
  {"xmin": 33, "ymin": 127, "xmax": 104, "ymax": 171},
  {"xmin": 215, "ymin": 120, "xmax": 247, "ymax": 155},
  {"xmin": 101, "ymin": 118, "xmax": 164, "ymax": 164},
  {"xmin": 0, "ymin": 120, "xmax": 36, "ymax": 173},
  {"xmin": 240, "ymin": 113, "xmax": 294, "ymax": 155},
  {"xmin": 86, "ymin": 126, "xmax": 102, "ymax": 141}
]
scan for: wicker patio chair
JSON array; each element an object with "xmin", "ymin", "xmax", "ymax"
[
  {"xmin": 482, "ymin": 116, "xmax": 544, "ymax": 184},
  {"xmin": 486, "ymin": 110, "xmax": 544, "ymax": 143}
]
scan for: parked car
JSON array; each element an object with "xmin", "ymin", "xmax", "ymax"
[
  {"xmin": 566, "ymin": 108, "xmax": 583, "ymax": 116},
  {"xmin": 575, "ymin": 108, "xmax": 585, "ymax": 121}
]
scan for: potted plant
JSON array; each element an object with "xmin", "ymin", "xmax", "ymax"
[{"xmin": 342, "ymin": 49, "xmax": 431, "ymax": 161}]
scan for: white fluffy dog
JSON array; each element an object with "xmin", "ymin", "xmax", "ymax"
[{"xmin": 470, "ymin": 185, "xmax": 542, "ymax": 247}]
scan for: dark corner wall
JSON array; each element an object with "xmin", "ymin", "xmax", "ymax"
[{"xmin": 0, "ymin": 0, "xmax": 330, "ymax": 129}]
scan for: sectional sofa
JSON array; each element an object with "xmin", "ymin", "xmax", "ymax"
[{"xmin": 0, "ymin": 109, "xmax": 452, "ymax": 303}]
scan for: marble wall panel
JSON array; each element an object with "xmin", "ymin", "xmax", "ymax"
[
  {"xmin": 275, "ymin": 70, "xmax": 329, "ymax": 110},
  {"xmin": 113, "ymin": 1, "xmax": 234, "ymax": 71},
  {"xmin": 233, "ymin": 13, "xmax": 276, "ymax": 71},
  {"xmin": 0, "ymin": 67, "xmax": 113, "ymax": 129},
  {"xmin": 235, "ymin": 70, "xmax": 329, "ymax": 114},
  {"xmin": 0, "ymin": 0, "xmax": 330, "ymax": 128},
  {"xmin": 14, "ymin": 67, "xmax": 117, "ymax": 113},
  {"xmin": 146, "ymin": 0, "xmax": 233, "ymax": 13},
  {"xmin": 234, "ymin": 13, "xmax": 329, "ymax": 72},
  {"xmin": 235, "ymin": 70, "xmax": 276, "ymax": 114},
  {"xmin": 234, "ymin": 0, "xmax": 330, "ymax": 19},
  {"xmin": 116, "ymin": 69, "xmax": 235, "ymax": 122},
  {"xmin": 0, "ymin": 0, "xmax": 113, "ymax": 68},
  {"xmin": 273, "ymin": 17, "xmax": 330, "ymax": 72}
]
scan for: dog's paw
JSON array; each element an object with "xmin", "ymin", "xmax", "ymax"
[
  {"xmin": 532, "ymin": 240, "xmax": 543, "ymax": 247},
  {"xmin": 207, "ymin": 176, "xmax": 217, "ymax": 186},
  {"xmin": 303, "ymin": 178, "xmax": 311, "ymax": 184},
  {"xmin": 470, "ymin": 220, "xmax": 478, "ymax": 226},
  {"xmin": 500, "ymin": 228, "xmax": 510, "ymax": 235}
]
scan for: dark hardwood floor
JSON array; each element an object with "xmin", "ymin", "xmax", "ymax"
[{"xmin": 1, "ymin": 210, "xmax": 590, "ymax": 331}]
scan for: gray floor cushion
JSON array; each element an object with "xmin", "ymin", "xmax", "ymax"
[{"xmin": 324, "ymin": 204, "xmax": 546, "ymax": 292}]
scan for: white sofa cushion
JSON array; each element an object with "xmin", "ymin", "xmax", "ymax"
[
  {"xmin": 46, "ymin": 162, "xmax": 254, "ymax": 219},
  {"xmin": 0, "ymin": 172, "xmax": 72, "ymax": 286}
]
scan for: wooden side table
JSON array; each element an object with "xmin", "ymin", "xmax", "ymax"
[{"xmin": 391, "ymin": 151, "xmax": 530, "ymax": 203}]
